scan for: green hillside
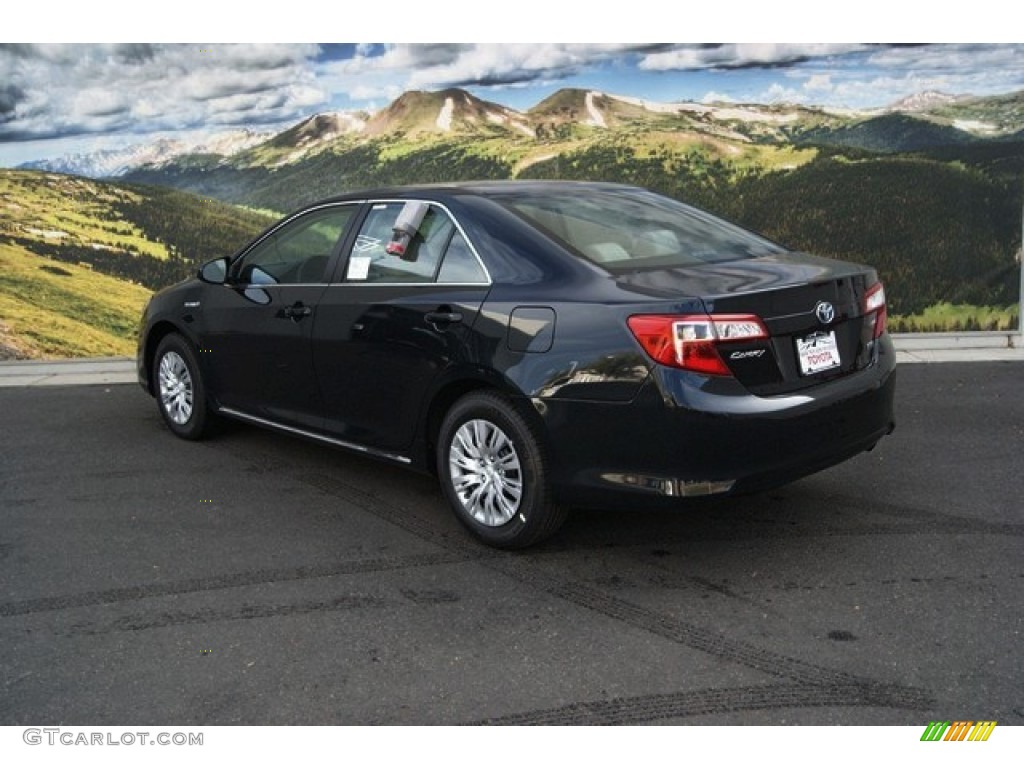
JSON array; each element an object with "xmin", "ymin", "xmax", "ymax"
[
  {"xmin": 125, "ymin": 122, "xmax": 1022, "ymax": 325},
  {"xmin": 0, "ymin": 170, "xmax": 274, "ymax": 358},
  {"xmin": 726, "ymin": 155, "xmax": 1020, "ymax": 315},
  {"xmin": 927, "ymin": 90, "xmax": 1024, "ymax": 134},
  {"xmin": 0, "ymin": 241, "xmax": 152, "ymax": 358},
  {"xmin": 796, "ymin": 114, "xmax": 975, "ymax": 153}
]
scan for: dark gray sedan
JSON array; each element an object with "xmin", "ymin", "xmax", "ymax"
[{"xmin": 138, "ymin": 181, "xmax": 896, "ymax": 548}]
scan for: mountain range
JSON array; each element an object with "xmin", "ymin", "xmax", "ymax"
[
  {"xmin": 17, "ymin": 128, "xmax": 272, "ymax": 178},
  {"xmin": 16, "ymin": 87, "xmax": 1024, "ymax": 179}
]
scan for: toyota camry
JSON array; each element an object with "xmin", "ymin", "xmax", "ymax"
[{"xmin": 138, "ymin": 181, "xmax": 896, "ymax": 548}]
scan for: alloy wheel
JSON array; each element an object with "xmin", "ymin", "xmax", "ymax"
[
  {"xmin": 158, "ymin": 350, "xmax": 194, "ymax": 426},
  {"xmin": 448, "ymin": 418, "xmax": 524, "ymax": 527}
]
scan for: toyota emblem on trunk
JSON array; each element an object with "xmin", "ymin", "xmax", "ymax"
[{"xmin": 815, "ymin": 301, "xmax": 836, "ymax": 324}]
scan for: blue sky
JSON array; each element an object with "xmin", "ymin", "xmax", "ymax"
[{"xmin": 2, "ymin": 42, "xmax": 1022, "ymax": 166}]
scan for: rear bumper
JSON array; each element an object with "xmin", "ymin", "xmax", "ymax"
[{"xmin": 536, "ymin": 336, "xmax": 897, "ymax": 507}]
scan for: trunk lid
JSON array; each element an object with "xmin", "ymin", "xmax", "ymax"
[{"xmin": 615, "ymin": 252, "xmax": 881, "ymax": 395}]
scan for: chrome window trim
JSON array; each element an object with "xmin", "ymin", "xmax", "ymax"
[
  {"xmin": 342, "ymin": 198, "xmax": 492, "ymax": 286},
  {"xmin": 224, "ymin": 282, "xmax": 331, "ymax": 288},
  {"xmin": 324, "ymin": 282, "xmax": 490, "ymax": 288},
  {"xmin": 222, "ymin": 281, "xmax": 489, "ymax": 288}
]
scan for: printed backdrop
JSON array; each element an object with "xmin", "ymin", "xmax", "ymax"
[{"xmin": 0, "ymin": 44, "xmax": 1021, "ymax": 358}]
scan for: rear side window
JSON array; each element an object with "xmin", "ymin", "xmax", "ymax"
[
  {"xmin": 499, "ymin": 187, "xmax": 782, "ymax": 271},
  {"xmin": 344, "ymin": 202, "xmax": 487, "ymax": 284},
  {"xmin": 437, "ymin": 231, "xmax": 487, "ymax": 283}
]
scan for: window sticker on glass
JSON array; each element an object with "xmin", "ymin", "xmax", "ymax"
[
  {"xmin": 347, "ymin": 255, "xmax": 371, "ymax": 280},
  {"xmin": 354, "ymin": 234, "xmax": 381, "ymax": 253}
]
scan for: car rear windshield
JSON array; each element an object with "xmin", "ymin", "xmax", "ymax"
[{"xmin": 498, "ymin": 187, "xmax": 783, "ymax": 270}]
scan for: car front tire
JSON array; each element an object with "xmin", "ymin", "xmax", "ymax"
[
  {"xmin": 438, "ymin": 391, "xmax": 567, "ymax": 549},
  {"xmin": 153, "ymin": 333, "xmax": 213, "ymax": 440}
]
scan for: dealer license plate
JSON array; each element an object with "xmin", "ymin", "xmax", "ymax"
[{"xmin": 796, "ymin": 330, "xmax": 841, "ymax": 375}]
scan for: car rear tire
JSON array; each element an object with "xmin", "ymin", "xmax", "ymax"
[
  {"xmin": 437, "ymin": 391, "xmax": 567, "ymax": 549},
  {"xmin": 153, "ymin": 333, "xmax": 213, "ymax": 440}
]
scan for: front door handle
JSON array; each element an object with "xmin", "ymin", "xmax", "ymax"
[{"xmin": 280, "ymin": 302, "xmax": 312, "ymax": 320}]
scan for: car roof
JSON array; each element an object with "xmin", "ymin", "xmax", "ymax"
[{"xmin": 307, "ymin": 179, "xmax": 643, "ymax": 207}]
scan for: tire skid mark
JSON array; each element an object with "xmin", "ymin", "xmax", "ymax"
[
  {"xmin": 296, "ymin": 469, "xmax": 919, "ymax": 693},
  {"xmin": 10, "ymin": 436, "xmax": 937, "ymax": 716},
  {"xmin": 762, "ymin": 522, "xmax": 1022, "ymax": 538},
  {"xmin": 497, "ymin": 575, "xmax": 867, "ymax": 687},
  {"xmin": 820, "ymin": 493, "xmax": 1024, "ymax": 537},
  {"xmin": 563, "ymin": 520, "xmax": 1022, "ymax": 544},
  {"xmin": 296, "ymin": 471, "xmax": 484, "ymax": 555},
  {"xmin": 469, "ymin": 682, "xmax": 934, "ymax": 725},
  {"xmin": 61, "ymin": 595, "xmax": 387, "ymax": 636},
  {"xmin": 741, "ymin": 570, "xmax": 1023, "ymax": 594},
  {"xmin": 0, "ymin": 551, "xmax": 474, "ymax": 617}
]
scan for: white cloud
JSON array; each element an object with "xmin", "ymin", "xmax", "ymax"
[
  {"xmin": 322, "ymin": 43, "xmax": 655, "ymax": 94},
  {"xmin": 701, "ymin": 91, "xmax": 736, "ymax": 104},
  {"xmin": 639, "ymin": 44, "xmax": 869, "ymax": 71},
  {"xmin": 0, "ymin": 43, "xmax": 327, "ymax": 141},
  {"xmin": 865, "ymin": 43, "xmax": 1024, "ymax": 72},
  {"xmin": 763, "ymin": 83, "xmax": 801, "ymax": 103},
  {"xmin": 347, "ymin": 83, "xmax": 403, "ymax": 102},
  {"xmin": 749, "ymin": 45, "xmax": 1024, "ymax": 109},
  {"xmin": 803, "ymin": 74, "xmax": 833, "ymax": 93}
]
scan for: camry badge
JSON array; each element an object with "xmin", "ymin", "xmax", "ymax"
[{"xmin": 815, "ymin": 301, "xmax": 836, "ymax": 325}]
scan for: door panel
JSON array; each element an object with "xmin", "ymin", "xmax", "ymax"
[
  {"xmin": 202, "ymin": 284, "xmax": 327, "ymax": 428},
  {"xmin": 199, "ymin": 204, "xmax": 358, "ymax": 428},
  {"xmin": 313, "ymin": 285, "xmax": 488, "ymax": 450}
]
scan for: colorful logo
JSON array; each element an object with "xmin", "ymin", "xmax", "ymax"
[{"xmin": 920, "ymin": 721, "xmax": 996, "ymax": 741}]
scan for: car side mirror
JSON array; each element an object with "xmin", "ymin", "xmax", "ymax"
[{"xmin": 198, "ymin": 257, "xmax": 228, "ymax": 284}]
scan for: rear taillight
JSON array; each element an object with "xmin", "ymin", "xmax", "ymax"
[
  {"xmin": 627, "ymin": 314, "xmax": 768, "ymax": 376},
  {"xmin": 864, "ymin": 282, "xmax": 887, "ymax": 339}
]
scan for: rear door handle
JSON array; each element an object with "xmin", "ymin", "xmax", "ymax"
[{"xmin": 424, "ymin": 310, "xmax": 463, "ymax": 325}]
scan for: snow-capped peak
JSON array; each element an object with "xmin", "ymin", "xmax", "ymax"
[
  {"xmin": 18, "ymin": 128, "xmax": 272, "ymax": 178},
  {"xmin": 888, "ymin": 91, "xmax": 961, "ymax": 113}
]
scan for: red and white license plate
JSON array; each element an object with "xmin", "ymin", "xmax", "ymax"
[{"xmin": 796, "ymin": 331, "xmax": 841, "ymax": 375}]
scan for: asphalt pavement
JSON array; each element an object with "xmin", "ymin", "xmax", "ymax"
[{"xmin": 0, "ymin": 361, "xmax": 1021, "ymax": 725}]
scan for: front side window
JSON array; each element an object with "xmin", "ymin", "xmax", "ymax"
[{"xmin": 235, "ymin": 205, "xmax": 355, "ymax": 285}]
